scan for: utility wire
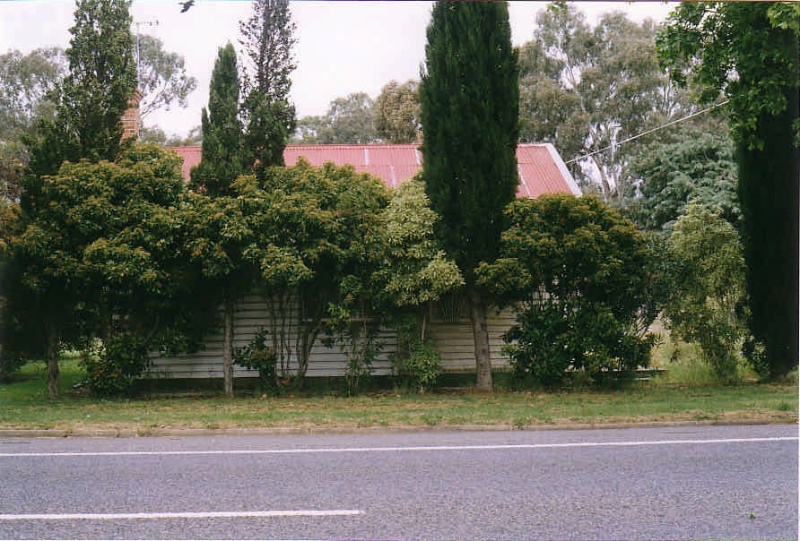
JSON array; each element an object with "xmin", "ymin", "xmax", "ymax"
[{"xmin": 565, "ymin": 100, "xmax": 730, "ymax": 165}]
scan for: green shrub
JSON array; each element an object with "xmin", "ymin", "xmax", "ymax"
[
  {"xmin": 479, "ymin": 195, "xmax": 664, "ymax": 389},
  {"xmin": 234, "ymin": 329, "xmax": 278, "ymax": 395},
  {"xmin": 391, "ymin": 338, "xmax": 443, "ymax": 393},
  {"xmin": 666, "ymin": 204, "xmax": 748, "ymax": 384},
  {"xmin": 83, "ymin": 333, "xmax": 150, "ymax": 397},
  {"xmin": 504, "ymin": 301, "xmax": 654, "ymax": 388}
]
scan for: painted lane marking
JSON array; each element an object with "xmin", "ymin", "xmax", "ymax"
[
  {"xmin": 0, "ymin": 436, "xmax": 795, "ymax": 458},
  {"xmin": 0, "ymin": 510, "xmax": 363, "ymax": 521}
]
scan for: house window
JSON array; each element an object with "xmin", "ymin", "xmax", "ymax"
[{"xmin": 432, "ymin": 292, "xmax": 467, "ymax": 324}]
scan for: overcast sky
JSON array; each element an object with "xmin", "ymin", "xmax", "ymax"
[{"xmin": 0, "ymin": 1, "xmax": 674, "ymax": 137}]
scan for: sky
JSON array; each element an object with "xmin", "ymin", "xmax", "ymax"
[{"xmin": 0, "ymin": 1, "xmax": 675, "ymax": 137}]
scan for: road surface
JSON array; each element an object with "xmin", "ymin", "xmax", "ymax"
[{"xmin": 0, "ymin": 424, "xmax": 796, "ymax": 540}]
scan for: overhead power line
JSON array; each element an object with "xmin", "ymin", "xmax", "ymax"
[{"xmin": 565, "ymin": 100, "xmax": 730, "ymax": 165}]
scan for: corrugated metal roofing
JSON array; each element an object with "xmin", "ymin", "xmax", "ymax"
[{"xmin": 168, "ymin": 143, "xmax": 580, "ymax": 198}]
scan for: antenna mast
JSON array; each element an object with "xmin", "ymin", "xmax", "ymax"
[{"xmin": 133, "ymin": 19, "xmax": 160, "ymax": 87}]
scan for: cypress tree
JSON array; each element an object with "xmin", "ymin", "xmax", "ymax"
[
  {"xmin": 737, "ymin": 29, "xmax": 799, "ymax": 379},
  {"xmin": 239, "ymin": 0, "xmax": 296, "ymax": 173},
  {"xmin": 190, "ymin": 43, "xmax": 244, "ymax": 196},
  {"xmin": 189, "ymin": 43, "xmax": 249, "ymax": 397},
  {"xmin": 419, "ymin": 1, "xmax": 520, "ymax": 391},
  {"xmin": 27, "ymin": 0, "xmax": 136, "ymax": 178}
]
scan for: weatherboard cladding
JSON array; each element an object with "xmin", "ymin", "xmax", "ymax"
[
  {"xmin": 168, "ymin": 143, "xmax": 579, "ymax": 197},
  {"xmin": 147, "ymin": 292, "xmax": 515, "ymax": 380}
]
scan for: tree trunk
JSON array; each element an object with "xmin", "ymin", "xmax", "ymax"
[
  {"xmin": 222, "ymin": 299, "xmax": 234, "ymax": 397},
  {"xmin": 46, "ymin": 325, "xmax": 59, "ymax": 398},
  {"xmin": 468, "ymin": 287, "xmax": 492, "ymax": 392}
]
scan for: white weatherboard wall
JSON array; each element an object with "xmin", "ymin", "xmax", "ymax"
[{"xmin": 146, "ymin": 291, "xmax": 513, "ymax": 380}]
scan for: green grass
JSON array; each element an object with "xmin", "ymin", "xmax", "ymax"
[{"xmin": 0, "ymin": 359, "xmax": 796, "ymax": 433}]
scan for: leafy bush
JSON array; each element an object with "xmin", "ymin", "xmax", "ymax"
[
  {"xmin": 666, "ymin": 204, "xmax": 748, "ymax": 383},
  {"xmin": 83, "ymin": 333, "xmax": 150, "ymax": 397},
  {"xmin": 234, "ymin": 328, "xmax": 278, "ymax": 395},
  {"xmin": 479, "ymin": 195, "xmax": 664, "ymax": 388},
  {"xmin": 504, "ymin": 300, "xmax": 654, "ymax": 388},
  {"xmin": 391, "ymin": 336, "xmax": 442, "ymax": 393},
  {"xmin": 386, "ymin": 316, "xmax": 443, "ymax": 393}
]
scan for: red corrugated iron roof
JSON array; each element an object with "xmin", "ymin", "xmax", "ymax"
[{"xmin": 167, "ymin": 143, "xmax": 580, "ymax": 198}]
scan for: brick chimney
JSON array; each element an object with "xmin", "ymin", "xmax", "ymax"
[{"xmin": 121, "ymin": 89, "xmax": 143, "ymax": 140}]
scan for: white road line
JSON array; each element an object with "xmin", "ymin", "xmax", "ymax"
[
  {"xmin": 0, "ymin": 436, "xmax": 795, "ymax": 458},
  {"xmin": 0, "ymin": 510, "xmax": 363, "ymax": 521}
]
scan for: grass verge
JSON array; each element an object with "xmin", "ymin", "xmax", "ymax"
[{"xmin": 1, "ymin": 360, "xmax": 796, "ymax": 433}]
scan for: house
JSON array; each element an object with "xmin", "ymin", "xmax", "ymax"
[{"xmin": 146, "ymin": 143, "xmax": 580, "ymax": 382}]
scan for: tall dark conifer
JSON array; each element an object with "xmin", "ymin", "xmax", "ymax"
[
  {"xmin": 27, "ymin": 0, "xmax": 136, "ymax": 179},
  {"xmin": 190, "ymin": 43, "xmax": 244, "ymax": 196},
  {"xmin": 189, "ymin": 43, "xmax": 249, "ymax": 397},
  {"xmin": 239, "ymin": 0, "xmax": 296, "ymax": 173},
  {"xmin": 419, "ymin": 1, "xmax": 519, "ymax": 391},
  {"xmin": 737, "ymin": 25, "xmax": 799, "ymax": 379}
]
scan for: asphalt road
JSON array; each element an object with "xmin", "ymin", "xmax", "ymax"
[{"xmin": 0, "ymin": 424, "xmax": 796, "ymax": 540}]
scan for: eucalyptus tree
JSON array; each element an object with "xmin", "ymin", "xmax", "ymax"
[
  {"xmin": 419, "ymin": 1, "xmax": 519, "ymax": 391},
  {"xmin": 517, "ymin": 2, "xmax": 697, "ymax": 204},
  {"xmin": 135, "ymin": 34, "xmax": 198, "ymax": 121},
  {"xmin": 658, "ymin": 2, "xmax": 799, "ymax": 379},
  {"xmin": 374, "ymin": 80, "xmax": 420, "ymax": 144},
  {"xmin": 0, "ymin": 48, "xmax": 65, "ymax": 150},
  {"xmin": 239, "ymin": 0, "xmax": 296, "ymax": 172},
  {"xmin": 294, "ymin": 92, "xmax": 377, "ymax": 144}
]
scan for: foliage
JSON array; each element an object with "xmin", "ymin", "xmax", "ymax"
[
  {"xmin": 7, "ymin": 143, "xmax": 210, "ymax": 396},
  {"xmin": 518, "ymin": 2, "xmax": 701, "ymax": 203},
  {"xmin": 188, "ymin": 42, "xmax": 250, "ymax": 396},
  {"xmin": 627, "ymin": 131, "xmax": 738, "ymax": 232},
  {"xmin": 478, "ymin": 194, "xmax": 662, "ymax": 388},
  {"xmin": 665, "ymin": 204, "xmax": 748, "ymax": 383},
  {"xmin": 375, "ymin": 177, "xmax": 463, "ymax": 310},
  {"xmin": 0, "ymin": 48, "xmax": 65, "ymax": 198},
  {"xmin": 419, "ymin": 1, "xmax": 519, "ymax": 390},
  {"xmin": 657, "ymin": 2, "xmax": 800, "ymax": 148},
  {"xmin": 239, "ymin": 0, "xmax": 296, "ymax": 171},
  {"xmin": 294, "ymin": 92, "xmax": 377, "ymax": 144},
  {"xmin": 26, "ymin": 0, "xmax": 137, "ymax": 178},
  {"xmin": 374, "ymin": 80, "xmax": 420, "ymax": 144},
  {"xmin": 658, "ymin": 2, "xmax": 799, "ymax": 379},
  {"xmin": 83, "ymin": 332, "xmax": 150, "ymax": 397},
  {"xmin": 374, "ymin": 178, "xmax": 459, "ymax": 394},
  {"xmin": 333, "ymin": 316, "xmax": 379, "ymax": 397},
  {"xmin": 140, "ymin": 125, "xmax": 202, "ymax": 146},
  {"xmin": 190, "ymin": 43, "xmax": 245, "ymax": 197},
  {"xmin": 231, "ymin": 159, "xmax": 390, "ymax": 384},
  {"xmin": 135, "ymin": 34, "xmax": 197, "ymax": 120},
  {"xmin": 390, "ymin": 318, "xmax": 442, "ymax": 394},
  {"xmin": 0, "ymin": 48, "xmax": 65, "ymax": 145},
  {"xmin": 234, "ymin": 328, "xmax": 278, "ymax": 394},
  {"xmin": 503, "ymin": 301, "xmax": 654, "ymax": 388}
]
